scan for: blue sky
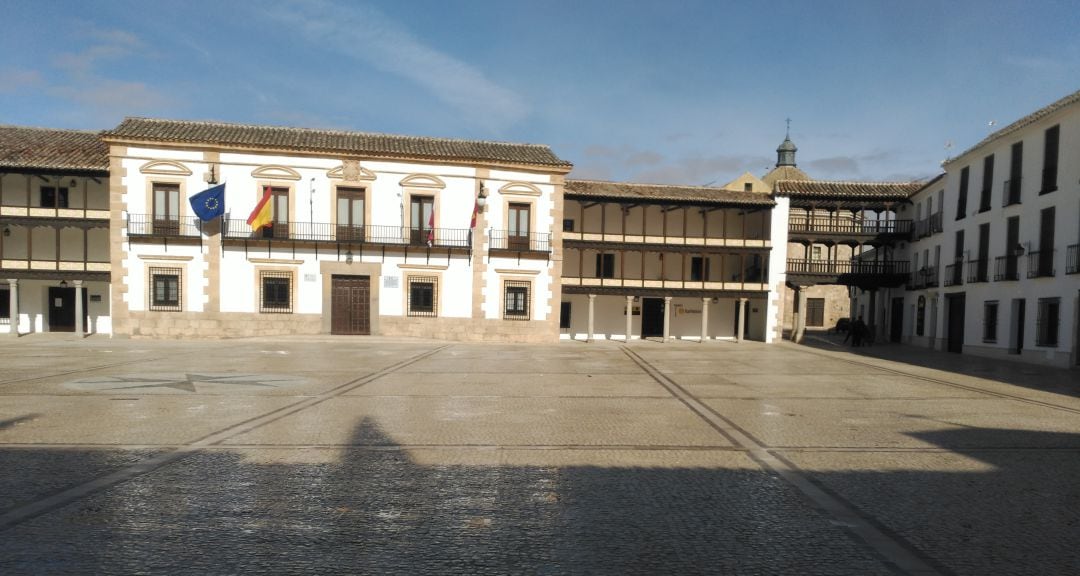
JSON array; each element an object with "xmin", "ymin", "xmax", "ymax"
[{"xmin": 2, "ymin": 0, "xmax": 1078, "ymax": 184}]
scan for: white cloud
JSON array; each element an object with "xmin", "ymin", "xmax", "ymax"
[
  {"xmin": 0, "ymin": 68, "xmax": 44, "ymax": 94},
  {"xmin": 265, "ymin": 0, "xmax": 528, "ymax": 132}
]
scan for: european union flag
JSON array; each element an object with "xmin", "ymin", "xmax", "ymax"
[{"xmin": 189, "ymin": 183, "xmax": 225, "ymax": 221}]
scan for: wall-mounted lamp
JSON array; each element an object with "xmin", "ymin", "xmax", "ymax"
[
  {"xmin": 918, "ymin": 266, "xmax": 930, "ymax": 279},
  {"xmin": 204, "ymin": 163, "xmax": 218, "ymax": 185},
  {"xmin": 59, "ymin": 280, "xmax": 68, "ymax": 288},
  {"xmin": 345, "ymin": 249, "xmax": 353, "ymax": 264},
  {"xmin": 1013, "ymin": 243, "xmax": 1026, "ymax": 256},
  {"xmin": 477, "ymin": 181, "xmax": 488, "ymax": 210},
  {"xmin": 3, "ymin": 226, "xmax": 10, "ymax": 237},
  {"xmin": 68, "ymin": 178, "xmax": 78, "ymax": 188}
]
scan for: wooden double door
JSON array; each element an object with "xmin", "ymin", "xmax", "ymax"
[
  {"xmin": 331, "ymin": 275, "xmax": 371, "ymax": 335},
  {"xmin": 48, "ymin": 287, "xmax": 88, "ymax": 332}
]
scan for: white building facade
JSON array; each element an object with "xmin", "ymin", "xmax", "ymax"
[
  {"xmin": 103, "ymin": 118, "xmax": 571, "ymax": 342},
  {"xmin": 881, "ymin": 90, "xmax": 1080, "ymax": 368}
]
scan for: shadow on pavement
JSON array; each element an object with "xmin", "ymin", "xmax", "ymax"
[{"xmin": 2, "ymin": 419, "xmax": 1080, "ymax": 575}]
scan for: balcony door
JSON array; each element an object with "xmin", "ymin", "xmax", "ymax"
[
  {"xmin": 410, "ymin": 196, "xmax": 434, "ymax": 245},
  {"xmin": 508, "ymin": 203, "xmax": 531, "ymax": 250},
  {"xmin": 336, "ymin": 187, "xmax": 365, "ymax": 242},
  {"xmin": 153, "ymin": 183, "xmax": 180, "ymax": 235},
  {"xmin": 263, "ymin": 187, "xmax": 290, "ymax": 239},
  {"xmin": 1038, "ymin": 207, "xmax": 1054, "ymax": 276}
]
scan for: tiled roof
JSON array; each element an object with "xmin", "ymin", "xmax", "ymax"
[
  {"xmin": 762, "ymin": 165, "xmax": 810, "ymax": 187},
  {"xmin": 950, "ymin": 88, "xmax": 1080, "ymax": 163},
  {"xmin": 773, "ymin": 179, "xmax": 923, "ymax": 200},
  {"xmin": 0, "ymin": 125, "xmax": 109, "ymax": 172},
  {"xmin": 103, "ymin": 117, "xmax": 572, "ymax": 170},
  {"xmin": 565, "ymin": 179, "xmax": 775, "ymax": 207}
]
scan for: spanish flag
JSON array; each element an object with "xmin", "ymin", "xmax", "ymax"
[{"xmin": 247, "ymin": 186, "xmax": 273, "ymax": 231}]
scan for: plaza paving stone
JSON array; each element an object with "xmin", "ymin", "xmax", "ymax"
[{"xmin": 1, "ymin": 334, "xmax": 1078, "ymax": 575}]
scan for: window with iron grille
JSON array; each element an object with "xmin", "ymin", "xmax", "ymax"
[
  {"xmin": 1035, "ymin": 298, "xmax": 1059, "ymax": 347},
  {"xmin": 982, "ymin": 301, "xmax": 998, "ymax": 343},
  {"xmin": 0, "ymin": 287, "xmax": 9, "ymax": 324},
  {"xmin": 260, "ymin": 271, "xmax": 293, "ymax": 314},
  {"xmin": 562, "ymin": 219, "xmax": 575, "ymax": 232},
  {"xmin": 407, "ymin": 276, "xmax": 437, "ymax": 317},
  {"xmin": 504, "ymin": 281, "xmax": 530, "ymax": 320},
  {"xmin": 149, "ymin": 267, "xmax": 182, "ymax": 311}
]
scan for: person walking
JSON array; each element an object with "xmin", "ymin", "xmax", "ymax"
[{"xmin": 851, "ymin": 315, "xmax": 866, "ymax": 347}]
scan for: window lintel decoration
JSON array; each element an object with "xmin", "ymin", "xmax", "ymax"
[
  {"xmin": 327, "ymin": 163, "xmax": 376, "ymax": 181},
  {"xmin": 399, "ymin": 174, "xmax": 446, "ymax": 189},
  {"xmin": 251, "ymin": 165, "xmax": 302, "ymax": 181},
  {"xmin": 498, "ymin": 181, "xmax": 543, "ymax": 197},
  {"xmin": 139, "ymin": 160, "xmax": 193, "ymax": 176}
]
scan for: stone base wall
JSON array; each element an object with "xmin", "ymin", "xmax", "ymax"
[
  {"xmin": 125, "ymin": 311, "xmax": 557, "ymax": 342},
  {"xmin": 380, "ymin": 316, "xmax": 558, "ymax": 343},
  {"xmin": 964, "ymin": 343, "xmax": 1075, "ymax": 370},
  {"xmin": 128, "ymin": 312, "xmax": 322, "ymax": 339}
]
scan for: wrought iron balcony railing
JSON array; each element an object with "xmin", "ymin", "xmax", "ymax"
[
  {"xmin": 489, "ymin": 230, "xmax": 551, "ymax": 252},
  {"xmin": 966, "ymin": 259, "xmax": 989, "ymax": 283},
  {"xmin": 944, "ymin": 262, "xmax": 963, "ymax": 287},
  {"xmin": 218, "ymin": 220, "xmax": 474, "ymax": 248},
  {"xmin": 993, "ymin": 255, "xmax": 1021, "ymax": 281},
  {"xmin": 928, "ymin": 212, "xmax": 943, "ymax": 234},
  {"xmin": 127, "ymin": 214, "xmax": 202, "ymax": 237},
  {"xmin": 1067, "ymin": 244, "xmax": 1078, "ymax": 275},
  {"xmin": 1026, "ymin": 250, "xmax": 1055, "ymax": 278},
  {"xmin": 1003, "ymin": 178, "xmax": 1022, "ymax": 207}
]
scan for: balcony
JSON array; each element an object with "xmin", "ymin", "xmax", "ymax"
[
  {"xmin": 1067, "ymin": 245, "xmax": 1078, "ymax": 275},
  {"xmin": 127, "ymin": 214, "xmax": 202, "ymax": 238},
  {"xmin": 489, "ymin": 230, "xmax": 551, "ymax": 253},
  {"xmin": 966, "ymin": 259, "xmax": 989, "ymax": 283},
  {"xmin": 0, "ymin": 256, "xmax": 110, "ymax": 280},
  {"xmin": 562, "ymin": 230, "xmax": 769, "ymax": 250},
  {"xmin": 928, "ymin": 212, "xmax": 943, "ymax": 234},
  {"xmin": 221, "ymin": 220, "xmax": 473, "ymax": 249},
  {"xmin": 786, "ymin": 258, "xmax": 909, "ymax": 289},
  {"xmin": 993, "ymin": 255, "xmax": 1021, "ymax": 281},
  {"xmin": 787, "ymin": 216, "xmax": 912, "ymax": 238},
  {"xmin": 1026, "ymin": 250, "xmax": 1055, "ymax": 278},
  {"xmin": 944, "ymin": 263, "xmax": 963, "ymax": 287},
  {"xmin": 1002, "ymin": 178, "xmax": 1022, "ymax": 207}
]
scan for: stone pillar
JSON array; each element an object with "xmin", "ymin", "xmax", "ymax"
[
  {"xmin": 737, "ymin": 298, "xmax": 748, "ymax": 342},
  {"xmin": 587, "ymin": 294, "xmax": 596, "ymax": 343},
  {"xmin": 700, "ymin": 297, "xmax": 709, "ymax": 343},
  {"xmin": 662, "ymin": 296, "xmax": 672, "ymax": 343},
  {"xmin": 7, "ymin": 279, "xmax": 18, "ymax": 337},
  {"xmin": 74, "ymin": 279, "xmax": 85, "ymax": 338},
  {"xmin": 625, "ymin": 295, "xmax": 633, "ymax": 342},
  {"xmin": 794, "ymin": 288, "xmax": 808, "ymax": 343}
]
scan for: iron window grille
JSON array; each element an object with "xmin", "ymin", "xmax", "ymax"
[
  {"xmin": 260, "ymin": 271, "xmax": 293, "ymax": 314},
  {"xmin": 407, "ymin": 276, "xmax": 438, "ymax": 317},
  {"xmin": 1035, "ymin": 298, "xmax": 1059, "ymax": 347},
  {"xmin": 503, "ymin": 281, "xmax": 531, "ymax": 321},
  {"xmin": 982, "ymin": 301, "xmax": 998, "ymax": 343},
  {"xmin": 149, "ymin": 267, "xmax": 182, "ymax": 312}
]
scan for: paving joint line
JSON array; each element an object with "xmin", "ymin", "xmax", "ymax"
[
  {"xmin": 0, "ymin": 345, "xmax": 449, "ymax": 533},
  {"xmin": 621, "ymin": 346, "xmax": 947, "ymax": 576}
]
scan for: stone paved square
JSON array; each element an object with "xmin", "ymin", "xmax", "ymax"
[{"xmin": 1, "ymin": 336, "xmax": 1079, "ymax": 575}]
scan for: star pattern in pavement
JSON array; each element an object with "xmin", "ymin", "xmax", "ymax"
[{"xmin": 71, "ymin": 374, "xmax": 292, "ymax": 393}]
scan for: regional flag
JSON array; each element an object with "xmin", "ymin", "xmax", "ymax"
[
  {"xmin": 247, "ymin": 186, "xmax": 273, "ymax": 231},
  {"xmin": 189, "ymin": 183, "xmax": 226, "ymax": 221}
]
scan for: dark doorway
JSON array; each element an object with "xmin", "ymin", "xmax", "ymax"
[
  {"xmin": 330, "ymin": 275, "xmax": 371, "ymax": 335},
  {"xmin": 47, "ymin": 286, "xmax": 87, "ymax": 332},
  {"xmin": 1011, "ymin": 298, "xmax": 1026, "ymax": 355},
  {"xmin": 641, "ymin": 298, "xmax": 664, "ymax": 338},
  {"xmin": 890, "ymin": 297, "xmax": 904, "ymax": 343},
  {"xmin": 946, "ymin": 293, "xmax": 966, "ymax": 354}
]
